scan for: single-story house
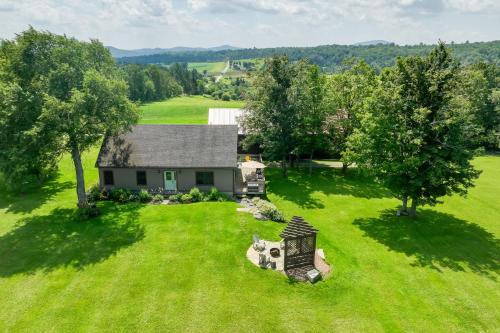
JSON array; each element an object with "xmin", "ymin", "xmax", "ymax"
[{"xmin": 96, "ymin": 125, "xmax": 239, "ymax": 194}]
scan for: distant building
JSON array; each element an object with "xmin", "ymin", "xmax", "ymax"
[{"xmin": 208, "ymin": 108, "xmax": 245, "ymax": 134}]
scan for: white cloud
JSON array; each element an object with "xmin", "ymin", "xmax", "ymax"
[{"xmin": 0, "ymin": 0, "xmax": 498, "ymax": 48}]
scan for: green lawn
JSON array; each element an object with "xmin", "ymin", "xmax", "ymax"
[
  {"xmin": 0, "ymin": 148, "xmax": 498, "ymax": 331},
  {"xmin": 187, "ymin": 61, "xmax": 226, "ymax": 74},
  {"xmin": 0, "ymin": 96, "xmax": 498, "ymax": 331},
  {"xmin": 139, "ymin": 96, "xmax": 244, "ymax": 124}
]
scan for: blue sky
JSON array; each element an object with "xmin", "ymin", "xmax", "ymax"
[{"xmin": 0, "ymin": 0, "xmax": 499, "ymax": 49}]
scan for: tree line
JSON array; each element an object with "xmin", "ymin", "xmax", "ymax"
[
  {"xmin": 242, "ymin": 43, "xmax": 499, "ymax": 216},
  {"xmin": 117, "ymin": 40, "xmax": 500, "ymax": 71},
  {"xmin": 121, "ymin": 63, "xmax": 204, "ymax": 103}
]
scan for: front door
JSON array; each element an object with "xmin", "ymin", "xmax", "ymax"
[{"xmin": 164, "ymin": 171, "xmax": 177, "ymax": 192}]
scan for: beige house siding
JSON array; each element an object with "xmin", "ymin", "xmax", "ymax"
[{"xmin": 98, "ymin": 167, "xmax": 235, "ymax": 194}]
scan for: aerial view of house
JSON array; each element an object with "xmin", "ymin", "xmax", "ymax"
[
  {"xmin": 0, "ymin": 3, "xmax": 499, "ymax": 333},
  {"xmin": 96, "ymin": 124, "xmax": 238, "ymax": 194},
  {"xmin": 96, "ymin": 124, "xmax": 266, "ymax": 195}
]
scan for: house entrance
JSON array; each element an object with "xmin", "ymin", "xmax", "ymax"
[{"xmin": 164, "ymin": 171, "xmax": 177, "ymax": 192}]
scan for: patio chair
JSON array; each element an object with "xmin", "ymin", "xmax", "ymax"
[{"xmin": 252, "ymin": 234, "xmax": 266, "ymax": 252}]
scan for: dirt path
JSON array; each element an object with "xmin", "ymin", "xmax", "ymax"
[{"xmin": 215, "ymin": 61, "xmax": 230, "ymax": 82}]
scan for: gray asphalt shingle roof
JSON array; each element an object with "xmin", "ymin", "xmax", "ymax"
[{"xmin": 96, "ymin": 125, "xmax": 238, "ymax": 168}]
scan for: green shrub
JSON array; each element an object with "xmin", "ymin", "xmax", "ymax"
[
  {"xmin": 152, "ymin": 194, "xmax": 164, "ymax": 203},
  {"xmin": 205, "ymin": 187, "xmax": 229, "ymax": 202},
  {"xmin": 109, "ymin": 188, "xmax": 132, "ymax": 203},
  {"xmin": 87, "ymin": 185, "xmax": 102, "ymax": 203},
  {"xmin": 138, "ymin": 189, "xmax": 153, "ymax": 203},
  {"xmin": 168, "ymin": 193, "xmax": 182, "ymax": 202},
  {"xmin": 252, "ymin": 197, "xmax": 285, "ymax": 222},
  {"xmin": 130, "ymin": 193, "xmax": 141, "ymax": 202},
  {"xmin": 189, "ymin": 187, "xmax": 203, "ymax": 202},
  {"xmin": 180, "ymin": 193, "xmax": 193, "ymax": 203}
]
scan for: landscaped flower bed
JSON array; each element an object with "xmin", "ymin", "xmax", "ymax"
[{"xmin": 87, "ymin": 185, "xmax": 229, "ymax": 205}]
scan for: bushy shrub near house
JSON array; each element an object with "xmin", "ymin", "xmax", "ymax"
[
  {"xmin": 189, "ymin": 187, "xmax": 203, "ymax": 202},
  {"xmin": 87, "ymin": 185, "xmax": 103, "ymax": 203},
  {"xmin": 110, "ymin": 188, "xmax": 132, "ymax": 203},
  {"xmin": 168, "ymin": 193, "xmax": 183, "ymax": 202},
  {"xmin": 205, "ymin": 187, "xmax": 229, "ymax": 202},
  {"xmin": 87, "ymin": 185, "xmax": 230, "ymax": 205},
  {"xmin": 152, "ymin": 194, "xmax": 164, "ymax": 203},
  {"xmin": 180, "ymin": 193, "xmax": 193, "ymax": 203},
  {"xmin": 138, "ymin": 189, "xmax": 153, "ymax": 203},
  {"xmin": 251, "ymin": 197, "xmax": 285, "ymax": 222}
]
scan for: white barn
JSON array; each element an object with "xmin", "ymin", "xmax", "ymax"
[{"xmin": 208, "ymin": 108, "xmax": 245, "ymax": 134}]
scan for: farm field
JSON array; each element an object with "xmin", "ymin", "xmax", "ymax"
[
  {"xmin": 187, "ymin": 61, "xmax": 226, "ymax": 74},
  {"xmin": 139, "ymin": 95, "xmax": 244, "ymax": 124},
  {"xmin": 0, "ymin": 99, "xmax": 498, "ymax": 332}
]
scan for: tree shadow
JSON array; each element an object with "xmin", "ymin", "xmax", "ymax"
[
  {"xmin": 266, "ymin": 168, "xmax": 392, "ymax": 209},
  {"xmin": 0, "ymin": 202, "xmax": 145, "ymax": 277},
  {"xmin": 0, "ymin": 177, "xmax": 73, "ymax": 214},
  {"xmin": 353, "ymin": 209, "xmax": 499, "ymax": 279}
]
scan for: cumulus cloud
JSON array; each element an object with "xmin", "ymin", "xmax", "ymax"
[
  {"xmin": 187, "ymin": 0, "xmax": 500, "ymax": 23},
  {"xmin": 0, "ymin": 0, "xmax": 498, "ymax": 48}
]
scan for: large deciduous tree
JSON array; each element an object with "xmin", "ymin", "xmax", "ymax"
[
  {"xmin": 345, "ymin": 43, "xmax": 480, "ymax": 216},
  {"xmin": 290, "ymin": 64, "xmax": 329, "ymax": 175},
  {"xmin": 325, "ymin": 59, "xmax": 377, "ymax": 173},
  {"xmin": 242, "ymin": 56, "xmax": 303, "ymax": 177},
  {"xmin": 460, "ymin": 62, "xmax": 500, "ymax": 150},
  {"xmin": 0, "ymin": 28, "xmax": 139, "ymax": 207}
]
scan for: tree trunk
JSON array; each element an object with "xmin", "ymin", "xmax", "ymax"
[
  {"xmin": 71, "ymin": 143, "xmax": 88, "ymax": 208},
  {"xmin": 282, "ymin": 154, "xmax": 288, "ymax": 178},
  {"xmin": 342, "ymin": 162, "xmax": 348, "ymax": 174},
  {"xmin": 401, "ymin": 196, "xmax": 408, "ymax": 212},
  {"xmin": 397, "ymin": 195, "xmax": 408, "ymax": 216},
  {"xmin": 309, "ymin": 151, "xmax": 314, "ymax": 176},
  {"xmin": 408, "ymin": 198, "xmax": 418, "ymax": 217}
]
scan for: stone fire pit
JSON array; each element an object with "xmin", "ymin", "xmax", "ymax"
[{"xmin": 269, "ymin": 247, "xmax": 280, "ymax": 258}]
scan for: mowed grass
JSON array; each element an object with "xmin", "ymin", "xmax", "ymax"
[
  {"xmin": 0, "ymin": 148, "xmax": 498, "ymax": 331},
  {"xmin": 0, "ymin": 96, "xmax": 498, "ymax": 331},
  {"xmin": 139, "ymin": 95, "xmax": 244, "ymax": 124},
  {"xmin": 187, "ymin": 61, "xmax": 226, "ymax": 74}
]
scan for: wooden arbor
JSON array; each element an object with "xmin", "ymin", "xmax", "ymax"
[{"xmin": 280, "ymin": 216, "xmax": 318, "ymax": 271}]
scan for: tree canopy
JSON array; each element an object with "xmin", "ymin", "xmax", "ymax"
[
  {"xmin": 345, "ymin": 43, "xmax": 481, "ymax": 216},
  {"xmin": 0, "ymin": 28, "xmax": 139, "ymax": 208}
]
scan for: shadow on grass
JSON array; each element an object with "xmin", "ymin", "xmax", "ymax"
[
  {"xmin": 353, "ymin": 209, "xmax": 499, "ymax": 279},
  {"xmin": 0, "ymin": 176, "xmax": 74, "ymax": 214},
  {"xmin": 266, "ymin": 168, "xmax": 391, "ymax": 209},
  {"xmin": 0, "ymin": 202, "xmax": 145, "ymax": 276}
]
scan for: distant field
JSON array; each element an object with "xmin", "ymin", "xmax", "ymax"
[
  {"xmin": 139, "ymin": 96, "xmax": 244, "ymax": 124},
  {"xmin": 187, "ymin": 62, "xmax": 226, "ymax": 74}
]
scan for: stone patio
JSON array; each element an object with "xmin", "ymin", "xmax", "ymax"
[{"xmin": 246, "ymin": 239, "xmax": 331, "ymax": 280}]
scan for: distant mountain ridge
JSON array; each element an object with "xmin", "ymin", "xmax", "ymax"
[
  {"xmin": 107, "ymin": 45, "xmax": 240, "ymax": 58},
  {"xmin": 116, "ymin": 40, "xmax": 500, "ymax": 72},
  {"xmin": 354, "ymin": 40, "xmax": 392, "ymax": 46}
]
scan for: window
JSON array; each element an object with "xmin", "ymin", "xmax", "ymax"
[
  {"xmin": 196, "ymin": 171, "xmax": 214, "ymax": 186},
  {"xmin": 136, "ymin": 171, "xmax": 147, "ymax": 186},
  {"xmin": 103, "ymin": 170, "xmax": 114, "ymax": 186}
]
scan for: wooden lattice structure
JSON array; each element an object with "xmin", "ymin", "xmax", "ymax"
[{"xmin": 280, "ymin": 216, "xmax": 318, "ymax": 271}]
